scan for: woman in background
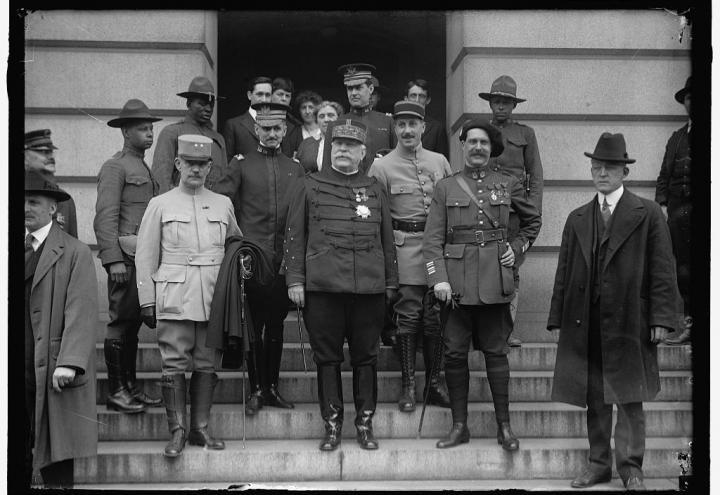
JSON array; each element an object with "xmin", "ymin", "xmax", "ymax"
[
  {"xmin": 283, "ymin": 91, "xmax": 323, "ymax": 157},
  {"xmin": 295, "ymin": 100, "xmax": 344, "ymax": 173}
]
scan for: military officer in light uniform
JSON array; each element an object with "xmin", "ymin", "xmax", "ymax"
[
  {"xmin": 368, "ymin": 100, "xmax": 452, "ymax": 413},
  {"xmin": 136, "ymin": 134, "xmax": 241, "ymax": 457},
  {"xmin": 424, "ymin": 119, "xmax": 541, "ymax": 451}
]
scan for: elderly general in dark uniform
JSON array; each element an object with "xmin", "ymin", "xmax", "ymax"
[
  {"xmin": 152, "ymin": 76, "xmax": 228, "ymax": 193},
  {"xmin": 548, "ymin": 133, "xmax": 679, "ymax": 490},
  {"xmin": 481, "ymin": 75, "xmax": 544, "ymax": 347},
  {"xmin": 368, "ymin": 100, "xmax": 452, "ymax": 413},
  {"xmin": 424, "ymin": 120, "xmax": 541, "ymax": 451},
  {"xmin": 285, "ymin": 119, "xmax": 399, "ymax": 451},
  {"xmin": 136, "ymin": 134, "xmax": 241, "ymax": 457},
  {"xmin": 214, "ymin": 102, "xmax": 305, "ymax": 415},
  {"xmin": 24, "ymin": 129, "xmax": 78, "ymax": 238},
  {"xmin": 94, "ymin": 99, "xmax": 163, "ymax": 414},
  {"xmin": 656, "ymin": 77, "xmax": 693, "ymax": 345}
]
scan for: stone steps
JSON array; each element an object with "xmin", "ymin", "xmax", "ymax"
[
  {"xmin": 94, "ymin": 370, "xmax": 692, "ymax": 404},
  {"xmin": 96, "ymin": 402, "xmax": 692, "ymax": 441}
]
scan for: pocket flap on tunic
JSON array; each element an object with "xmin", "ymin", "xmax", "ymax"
[
  {"xmin": 206, "ymin": 213, "xmax": 228, "ymax": 224},
  {"xmin": 390, "ymin": 183, "xmax": 415, "ymax": 194},
  {"xmin": 506, "ymin": 135, "xmax": 527, "ymax": 147},
  {"xmin": 161, "ymin": 213, "xmax": 191, "ymax": 223},
  {"xmin": 125, "ymin": 175, "xmax": 150, "ymax": 185},
  {"xmin": 443, "ymin": 243, "xmax": 465, "ymax": 259},
  {"xmin": 446, "ymin": 197, "xmax": 470, "ymax": 207},
  {"xmin": 152, "ymin": 265, "xmax": 187, "ymax": 282}
]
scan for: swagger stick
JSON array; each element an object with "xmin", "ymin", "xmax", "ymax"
[{"xmin": 296, "ymin": 306, "xmax": 308, "ymax": 373}]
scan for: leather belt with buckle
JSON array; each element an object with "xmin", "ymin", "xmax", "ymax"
[{"xmin": 392, "ymin": 219, "xmax": 426, "ymax": 232}]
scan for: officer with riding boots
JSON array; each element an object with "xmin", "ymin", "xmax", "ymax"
[
  {"xmin": 136, "ymin": 134, "xmax": 241, "ymax": 457},
  {"xmin": 285, "ymin": 119, "xmax": 399, "ymax": 451},
  {"xmin": 94, "ymin": 99, "xmax": 163, "ymax": 414},
  {"xmin": 424, "ymin": 119, "xmax": 541, "ymax": 451},
  {"xmin": 368, "ymin": 100, "xmax": 452, "ymax": 413}
]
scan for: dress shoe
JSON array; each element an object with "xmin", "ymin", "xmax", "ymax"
[
  {"xmin": 164, "ymin": 428, "xmax": 186, "ymax": 458},
  {"xmin": 245, "ymin": 390, "xmax": 264, "ymax": 416},
  {"xmin": 665, "ymin": 328, "xmax": 691, "ymax": 345},
  {"xmin": 188, "ymin": 428, "xmax": 225, "ymax": 450},
  {"xmin": 262, "ymin": 385, "xmax": 295, "ymax": 409},
  {"xmin": 355, "ymin": 412, "xmax": 379, "ymax": 450},
  {"xmin": 507, "ymin": 335, "xmax": 522, "ymax": 347},
  {"xmin": 496, "ymin": 422, "xmax": 519, "ymax": 451},
  {"xmin": 570, "ymin": 466, "xmax": 612, "ymax": 488},
  {"xmin": 624, "ymin": 476, "xmax": 646, "ymax": 490},
  {"xmin": 319, "ymin": 424, "xmax": 342, "ymax": 451},
  {"xmin": 436, "ymin": 422, "xmax": 470, "ymax": 448}
]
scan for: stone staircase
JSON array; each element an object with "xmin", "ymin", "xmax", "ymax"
[{"xmin": 76, "ymin": 313, "xmax": 692, "ymax": 487}]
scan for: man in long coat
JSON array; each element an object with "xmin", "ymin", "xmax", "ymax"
[
  {"xmin": 25, "ymin": 170, "xmax": 98, "ymax": 488},
  {"xmin": 222, "ymin": 76, "xmax": 273, "ymax": 160},
  {"xmin": 547, "ymin": 133, "xmax": 679, "ymax": 490}
]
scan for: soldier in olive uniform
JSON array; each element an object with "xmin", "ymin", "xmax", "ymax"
[
  {"xmin": 136, "ymin": 135, "xmax": 242, "ymax": 457},
  {"xmin": 481, "ymin": 75, "xmax": 544, "ymax": 347},
  {"xmin": 94, "ymin": 99, "xmax": 163, "ymax": 414},
  {"xmin": 24, "ymin": 130, "xmax": 78, "ymax": 238},
  {"xmin": 656, "ymin": 77, "xmax": 692, "ymax": 345},
  {"xmin": 424, "ymin": 120, "xmax": 541, "ymax": 451},
  {"xmin": 368, "ymin": 100, "xmax": 452, "ymax": 413},
  {"xmin": 152, "ymin": 76, "xmax": 228, "ymax": 193},
  {"xmin": 285, "ymin": 119, "xmax": 399, "ymax": 451}
]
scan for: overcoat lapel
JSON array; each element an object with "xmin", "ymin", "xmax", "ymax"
[
  {"xmin": 32, "ymin": 224, "xmax": 64, "ymax": 291},
  {"xmin": 603, "ymin": 191, "xmax": 645, "ymax": 272},
  {"xmin": 240, "ymin": 112, "xmax": 259, "ymax": 140},
  {"xmin": 571, "ymin": 199, "xmax": 595, "ymax": 269}
]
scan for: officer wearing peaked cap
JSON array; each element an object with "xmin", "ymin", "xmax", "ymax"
[
  {"xmin": 152, "ymin": 76, "xmax": 228, "ymax": 193},
  {"xmin": 24, "ymin": 129, "xmax": 78, "ymax": 238},
  {"xmin": 94, "ymin": 99, "xmax": 162, "ymax": 415},
  {"xmin": 136, "ymin": 134, "xmax": 242, "ymax": 458},
  {"xmin": 285, "ymin": 118, "xmax": 399, "ymax": 452}
]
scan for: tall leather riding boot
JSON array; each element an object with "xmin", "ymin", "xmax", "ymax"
[
  {"xmin": 161, "ymin": 373, "xmax": 187, "ymax": 457},
  {"xmin": 422, "ymin": 334, "xmax": 451, "ymax": 408},
  {"xmin": 262, "ymin": 340, "xmax": 294, "ymax": 409},
  {"xmin": 123, "ymin": 336, "xmax": 162, "ymax": 406},
  {"xmin": 507, "ymin": 289, "xmax": 522, "ymax": 347},
  {"xmin": 188, "ymin": 372, "xmax": 225, "ymax": 450},
  {"xmin": 353, "ymin": 364, "xmax": 379, "ymax": 449},
  {"xmin": 397, "ymin": 333, "xmax": 417, "ymax": 412},
  {"xmin": 485, "ymin": 354, "xmax": 518, "ymax": 451},
  {"xmin": 245, "ymin": 341, "xmax": 264, "ymax": 416},
  {"xmin": 317, "ymin": 364, "xmax": 344, "ymax": 451},
  {"xmin": 104, "ymin": 338, "xmax": 146, "ymax": 413},
  {"xmin": 436, "ymin": 364, "xmax": 470, "ymax": 448}
]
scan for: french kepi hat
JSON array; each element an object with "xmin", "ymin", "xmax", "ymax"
[
  {"xmin": 330, "ymin": 118, "xmax": 368, "ymax": 144},
  {"xmin": 459, "ymin": 119, "xmax": 504, "ymax": 157},
  {"xmin": 338, "ymin": 63, "xmax": 376, "ymax": 85},
  {"xmin": 24, "ymin": 169, "xmax": 71, "ymax": 202},
  {"xmin": 24, "ymin": 129, "xmax": 58, "ymax": 151},
  {"xmin": 674, "ymin": 77, "xmax": 691, "ymax": 104},
  {"xmin": 251, "ymin": 102, "xmax": 289, "ymax": 126},
  {"xmin": 392, "ymin": 100, "xmax": 425, "ymax": 120},
  {"xmin": 584, "ymin": 132, "xmax": 636, "ymax": 164},
  {"xmin": 178, "ymin": 134, "xmax": 213, "ymax": 162},
  {"xmin": 107, "ymin": 99, "xmax": 162, "ymax": 128},
  {"xmin": 177, "ymin": 76, "xmax": 224, "ymax": 101},
  {"xmin": 478, "ymin": 75, "xmax": 526, "ymax": 103}
]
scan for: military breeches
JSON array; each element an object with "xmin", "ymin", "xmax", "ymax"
[
  {"xmin": 247, "ymin": 274, "xmax": 290, "ymax": 343},
  {"xmin": 443, "ymin": 303, "xmax": 513, "ymax": 367},
  {"xmin": 394, "ymin": 285, "xmax": 440, "ymax": 338},
  {"xmin": 157, "ymin": 320, "xmax": 219, "ymax": 374},
  {"xmin": 105, "ymin": 261, "xmax": 143, "ymax": 340}
]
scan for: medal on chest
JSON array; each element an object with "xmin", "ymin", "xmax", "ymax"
[{"xmin": 352, "ymin": 187, "xmax": 371, "ymax": 218}]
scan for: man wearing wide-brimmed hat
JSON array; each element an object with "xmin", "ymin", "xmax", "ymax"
[
  {"xmin": 24, "ymin": 129, "xmax": 78, "ymax": 238},
  {"xmin": 94, "ymin": 99, "xmax": 163, "ymax": 415},
  {"xmin": 152, "ymin": 76, "xmax": 228, "ymax": 193},
  {"xmin": 480, "ymin": 75, "xmax": 544, "ymax": 347},
  {"xmin": 655, "ymin": 76, "xmax": 693, "ymax": 345},
  {"xmin": 548, "ymin": 133, "xmax": 680, "ymax": 490},
  {"xmin": 25, "ymin": 170, "xmax": 98, "ymax": 489}
]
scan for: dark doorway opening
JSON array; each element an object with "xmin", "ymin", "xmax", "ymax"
[{"xmin": 217, "ymin": 11, "xmax": 446, "ymax": 128}]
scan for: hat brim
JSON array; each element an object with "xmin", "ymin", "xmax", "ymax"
[
  {"xmin": 583, "ymin": 151, "xmax": 636, "ymax": 164},
  {"xmin": 674, "ymin": 87, "xmax": 690, "ymax": 104},
  {"xmin": 25, "ymin": 188, "xmax": 71, "ymax": 202},
  {"xmin": 478, "ymin": 92, "xmax": 526, "ymax": 103},
  {"xmin": 107, "ymin": 116, "xmax": 163, "ymax": 128},
  {"xmin": 331, "ymin": 136, "xmax": 365, "ymax": 144},
  {"xmin": 393, "ymin": 112, "xmax": 424, "ymax": 120},
  {"xmin": 178, "ymin": 91, "xmax": 226, "ymax": 101},
  {"xmin": 178, "ymin": 155, "xmax": 212, "ymax": 163},
  {"xmin": 26, "ymin": 144, "xmax": 58, "ymax": 151}
]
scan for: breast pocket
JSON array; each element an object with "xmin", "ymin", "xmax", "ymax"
[
  {"xmin": 123, "ymin": 175, "xmax": 152, "ymax": 203},
  {"xmin": 445, "ymin": 197, "xmax": 471, "ymax": 225},
  {"xmin": 161, "ymin": 213, "xmax": 191, "ymax": 245},
  {"xmin": 390, "ymin": 183, "xmax": 416, "ymax": 195},
  {"xmin": 206, "ymin": 213, "xmax": 228, "ymax": 246},
  {"xmin": 152, "ymin": 265, "xmax": 187, "ymax": 314}
]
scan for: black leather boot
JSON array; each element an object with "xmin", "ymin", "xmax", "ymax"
[
  {"xmin": 161, "ymin": 374, "xmax": 187, "ymax": 457},
  {"xmin": 436, "ymin": 422, "xmax": 470, "ymax": 448},
  {"xmin": 188, "ymin": 372, "xmax": 225, "ymax": 450},
  {"xmin": 397, "ymin": 333, "xmax": 417, "ymax": 412},
  {"xmin": 317, "ymin": 364, "xmax": 343, "ymax": 451},
  {"xmin": 104, "ymin": 338, "xmax": 146, "ymax": 413},
  {"xmin": 353, "ymin": 365, "xmax": 379, "ymax": 450},
  {"xmin": 436, "ymin": 364, "xmax": 470, "ymax": 449},
  {"xmin": 245, "ymin": 342, "xmax": 264, "ymax": 416},
  {"xmin": 423, "ymin": 334, "xmax": 451, "ymax": 408},
  {"xmin": 485, "ymin": 354, "xmax": 517, "ymax": 451},
  {"xmin": 123, "ymin": 336, "xmax": 162, "ymax": 406},
  {"xmin": 262, "ymin": 340, "xmax": 294, "ymax": 409},
  {"xmin": 497, "ymin": 421, "xmax": 519, "ymax": 451}
]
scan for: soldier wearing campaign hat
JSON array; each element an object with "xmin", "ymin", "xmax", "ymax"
[
  {"xmin": 424, "ymin": 119, "xmax": 541, "ymax": 452},
  {"xmin": 214, "ymin": 102, "xmax": 305, "ymax": 416},
  {"xmin": 136, "ymin": 134, "xmax": 242, "ymax": 458},
  {"xmin": 285, "ymin": 118, "xmax": 399, "ymax": 451},
  {"xmin": 480, "ymin": 75, "xmax": 544, "ymax": 347},
  {"xmin": 152, "ymin": 76, "xmax": 228, "ymax": 193},
  {"xmin": 94, "ymin": 99, "xmax": 163, "ymax": 414},
  {"xmin": 368, "ymin": 101, "xmax": 452, "ymax": 413},
  {"xmin": 24, "ymin": 129, "xmax": 78, "ymax": 238}
]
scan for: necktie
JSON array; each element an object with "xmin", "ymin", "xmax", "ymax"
[
  {"xmin": 601, "ymin": 197, "xmax": 611, "ymax": 226},
  {"xmin": 25, "ymin": 233, "xmax": 34, "ymax": 263}
]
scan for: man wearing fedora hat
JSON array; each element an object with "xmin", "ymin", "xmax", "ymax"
[
  {"xmin": 223, "ymin": 76, "xmax": 273, "ymax": 161},
  {"xmin": 480, "ymin": 75, "xmax": 544, "ymax": 347},
  {"xmin": 24, "ymin": 129, "xmax": 78, "ymax": 238},
  {"xmin": 548, "ymin": 133, "xmax": 679, "ymax": 490},
  {"xmin": 285, "ymin": 118, "xmax": 399, "ymax": 451},
  {"xmin": 152, "ymin": 76, "xmax": 228, "ymax": 194},
  {"xmin": 25, "ymin": 170, "xmax": 98, "ymax": 488},
  {"xmin": 94, "ymin": 99, "xmax": 163, "ymax": 414},
  {"xmin": 368, "ymin": 100, "xmax": 452, "ymax": 414},
  {"xmin": 656, "ymin": 77, "xmax": 693, "ymax": 345},
  {"xmin": 424, "ymin": 119, "xmax": 541, "ymax": 452}
]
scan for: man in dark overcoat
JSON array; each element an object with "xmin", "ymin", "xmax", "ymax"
[
  {"xmin": 222, "ymin": 75, "xmax": 273, "ymax": 160},
  {"xmin": 25, "ymin": 171, "xmax": 98, "ymax": 488},
  {"xmin": 548, "ymin": 133, "xmax": 680, "ymax": 490}
]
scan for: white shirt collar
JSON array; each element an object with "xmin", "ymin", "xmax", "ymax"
[
  {"xmin": 597, "ymin": 184, "xmax": 624, "ymax": 214},
  {"xmin": 25, "ymin": 221, "xmax": 53, "ymax": 251},
  {"xmin": 248, "ymin": 107, "xmax": 257, "ymax": 121}
]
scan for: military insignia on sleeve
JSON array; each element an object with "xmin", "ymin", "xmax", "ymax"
[{"xmin": 356, "ymin": 205, "xmax": 371, "ymax": 218}]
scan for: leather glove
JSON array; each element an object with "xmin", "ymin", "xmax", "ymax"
[{"xmin": 140, "ymin": 305, "xmax": 157, "ymax": 329}]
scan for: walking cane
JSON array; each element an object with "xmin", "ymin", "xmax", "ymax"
[
  {"xmin": 239, "ymin": 255, "xmax": 253, "ymax": 449},
  {"xmin": 417, "ymin": 292, "xmax": 459, "ymax": 439},
  {"xmin": 295, "ymin": 306, "xmax": 308, "ymax": 373}
]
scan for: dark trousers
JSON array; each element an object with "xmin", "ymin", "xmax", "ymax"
[
  {"xmin": 587, "ymin": 311, "xmax": 645, "ymax": 480},
  {"xmin": 106, "ymin": 261, "xmax": 143, "ymax": 340},
  {"xmin": 667, "ymin": 199, "xmax": 692, "ymax": 316},
  {"xmin": 247, "ymin": 274, "xmax": 290, "ymax": 344},
  {"xmin": 394, "ymin": 285, "xmax": 439, "ymax": 338}
]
